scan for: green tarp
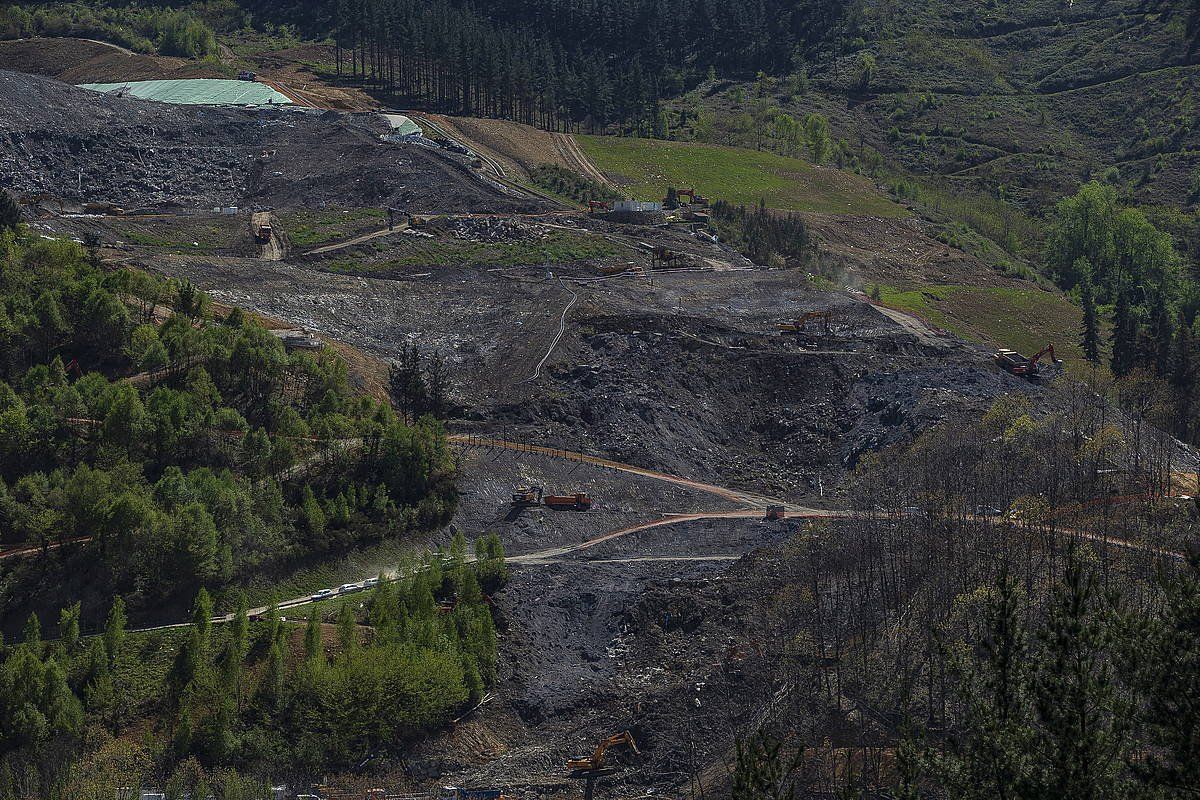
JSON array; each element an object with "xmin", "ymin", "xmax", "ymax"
[{"xmin": 78, "ymin": 78, "xmax": 293, "ymax": 106}]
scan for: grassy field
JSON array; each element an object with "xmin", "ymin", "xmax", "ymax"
[
  {"xmin": 875, "ymin": 284, "xmax": 1096, "ymax": 371},
  {"xmin": 577, "ymin": 135, "xmax": 908, "ymax": 217},
  {"xmin": 324, "ymin": 230, "xmax": 629, "ymax": 273},
  {"xmin": 276, "ymin": 207, "xmax": 387, "ymax": 248}
]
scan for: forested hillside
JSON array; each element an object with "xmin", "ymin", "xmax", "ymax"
[{"xmin": 0, "ymin": 216, "xmax": 457, "ymax": 627}]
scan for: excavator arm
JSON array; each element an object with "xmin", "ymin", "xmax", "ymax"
[{"xmin": 566, "ymin": 731, "xmax": 639, "ymax": 773}]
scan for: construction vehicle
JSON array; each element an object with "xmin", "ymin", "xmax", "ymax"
[
  {"xmin": 544, "ymin": 492, "xmax": 592, "ymax": 510},
  {"xmin": 237, "ymin": 70, "xmax": 257, "ymax": 81},
  {"xmin": 588, "ymin": 200, "xmax": 611, "ymax": 213},
  {"xmin": 778, "ymin": 310, "xmax": 833, "ymax": 334},
  {"xmin": 511, "ymin": 486, "xmax": 543, "ymax": 506},
  {"xmin": 765, "ymin": 505, "xmax": 786, "ymax": 521},
  {"xmin": 650, "ymin": 247, "xmax": 685, "ymax": 269},
  {"xmin": 567, "ymin": 731, "xmax": 639, "ymax": 774},
  {"xmin": 254, "ymin": 222, "xmax": 273, "ymax": 243},
  {"xmin": 673, "ymin": 187, "xmax": 709, "ymax": 207},
  {"xmin": 994, "ymin": 344, "xmax": 1061, "ymax": 382}
]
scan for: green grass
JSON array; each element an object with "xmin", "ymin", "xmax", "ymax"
[
  {"xmin": 277, "ymin": 208, "xmax": 387, "ymax": 248},
  {"xmin": 874, "ymin": 284, "xmax": 1095, "ymax": 371},
  {"xmin": 324, "ymin": 230, "xmax": 628, "ymax": 273},
  {"xmin": 111, "ymin": 218, "xmax": 242, "ymax": 253},
  {"xmin": 577, "ymin": 135, "xmax": 908, "ymax": 217}
]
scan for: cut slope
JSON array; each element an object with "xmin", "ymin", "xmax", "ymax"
[{"xmin": 577, "ymin": 135, "xmax": 909, "ymax": 216}]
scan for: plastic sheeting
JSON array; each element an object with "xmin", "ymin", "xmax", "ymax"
[
  {"xmin": 78, "ymin": 78, "xmax": 293, "ymax": 106},
  {"xmin": 381, "ymin": 113, "xmax": 422, "ymax": 136}
]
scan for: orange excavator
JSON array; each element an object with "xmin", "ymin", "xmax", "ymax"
[
  {"xmin": 778, "ymin": 310, "xmax": 833, "ymax": 334},
  {"xmin": 567, "ymin": 731, "xmax": 639, "ymax": 774},
  {"xmin": 994, "ymin": 344, "xmax": 1061, "ymax": 382},
  {"xmin": 588, "ymin": 200, "xmax": 611, "ymax": 213}
]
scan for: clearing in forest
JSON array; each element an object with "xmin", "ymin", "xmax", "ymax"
[{"xmin": 576, "ymin": 135, "xmax": 909, "ymax": 217}]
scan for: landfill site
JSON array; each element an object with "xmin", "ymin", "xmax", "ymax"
[{"xmin": 0, "ymin": 65, "xmax": 1116, "ymax": 798}]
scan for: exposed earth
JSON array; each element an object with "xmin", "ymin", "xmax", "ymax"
[{"xmin": 0, "ymin": 64, "xmax": 1109, "ymax": 798}]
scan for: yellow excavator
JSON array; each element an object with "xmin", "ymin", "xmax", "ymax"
[{"xmin": 566, "ymin": 731, "xmax": 639, "ymax": 773}]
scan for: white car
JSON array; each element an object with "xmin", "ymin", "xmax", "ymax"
[
  {"xmin": 363, "ymin": 577, "xmax": 381, "ymax": 588},
  {"xmin": 338, "ymin": 582, "xmax": 361, "ymax": 594},
  {"xmin": 310, "ymin": 588, "xmax": 335, "ymax": 602}
]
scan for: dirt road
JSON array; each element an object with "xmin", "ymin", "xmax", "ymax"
[
  {"xmin": 302, "ymin": 221, "xmax": 408, "ymax": 256},
  {"xmin": 251, "ymin": 211, "xmax": 285, "ymax": 260},
  {"xmin": 552, "ymin": 132, "xmax": 614, "ymax": 189},
  {"xmin": 449, "ymin": 434, "xmax": 802, "ymax": 510}
]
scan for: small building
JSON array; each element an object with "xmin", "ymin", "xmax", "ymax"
[
  {"xmin": 607, "ymin": 199, "xmax": 664, "ymax": 224},
  {"xmin": 613, "ymin": 200, "xmax": 662, "ymax": 213}
]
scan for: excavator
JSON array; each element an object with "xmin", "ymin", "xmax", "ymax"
[
  {"xmin": 511, "ymin": 486, "xmax": 543, "ymax": 506},
  {"xmin": 778, "ymin": 310, "xmax": 833, "ymax": 334},
  {"xmin": 588, "ymin": 200, "xmax": 611, "ymax": 213},
  {"xmin": 567, "ymin": 731, "xmax": 639, "ymax": 774},
  {"xmin": 994, "ymin": 344, "xmax": 1061, "ymax": 382}
]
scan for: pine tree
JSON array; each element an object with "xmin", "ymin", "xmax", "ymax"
[
  {"xmin": 22, "ymin": 613, "xmax": 41, "ymax": 651},
  {"xmin": 337, "ymin": 602, "xmax": 358, "ymax": 657},
  {"xmin": 57, "ymin": 602, "xmax": 80, "ymax": 655},
  {"xmin": 1133, "ymin": 555, "xmax": 1200, "ymax": 794},
  {"xmin": 305, "ymin": 606, "xmax": 324, "ymax": 664},
  {"xmin": 935, "ymin": 569, "xmax": 1034, "ymax": 799},
  {"xmin": 192, "ymin": 587, "xmax": 213, "ymax": 655},
  {"xmin": 1110, "ymin": 290, "xmax": 1138, "ymax": 377},
  {"xmin": 104, "ymin": 596, "xmax": 126, "ymax": 668},
  {"xmin": 1148, "ymin": 292, "xmax": 1174, "ymax": 376},
  {"xmin": 1030, "ymin": 556, "xmax": 1130, "ymax": 800},
  {"xmin": 226, "ymin": 593, "xmax": 250, "ymax": 710},
  {"xmin": 0, "ymin": 190, "xmax": 20, "ymax": 232},
  {"xmin": 426, "ymin": 349, "xmax": 449, "ymax": 419},
  {"xmin": 1077, "ymin": 267, "xmax": 1101, "ymax": 365}
]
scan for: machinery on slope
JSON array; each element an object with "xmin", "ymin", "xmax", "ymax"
[
  {"xmin": 567, "ymin": 730, "xmax": 639, "ymax": 773},
  {"xmin": 778, "ymin": 310, "xmax": 834, "ymax": 335},
  {"xmin": 994, "ymin": 344, "xmax": 1062, "ymax": 382},
  {"xmin": 511, "ymin": 486, "xmax": 543, "ymax": 506},
  {"xmin": 544, "ymin": 492, "xmax": 593, "ymax": 510},
  {"xmin": 588, "ymin": 200, "xmax": 611, "ymax": 213}
]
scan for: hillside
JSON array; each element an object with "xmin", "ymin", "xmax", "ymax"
[
  {"xmin": 670, "ymin": 0, "xmax": 1200, "ymax": 212},
  {"xmin": 2, "ymin": 10, "xmax": 1200, "ymax": 800}
]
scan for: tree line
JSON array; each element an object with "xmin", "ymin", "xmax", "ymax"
[
  {"xmin": 1044, "ymin": 181, "xmax": 1200, "ymax": 445},
  {"xmin": 263, "ymin": 0, "xmax": 850, "ymax": 133},
  {"xmin": 1, "ymin": 2, "xmax": 217, "ymax": 58},
  {"xmin": 0, "ymin": 533, "xmax": 508, "ymax": 796},
  {"xmin": 730, "ymin": 381, "xmax": 1198, "ymax": 798}
]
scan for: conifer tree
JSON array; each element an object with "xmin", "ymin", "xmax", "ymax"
[
  {"xmin": 1110, "ymin": 290, "xmax": 1138, "ymax": 377},
  {"xmin": 1030, "ymin": 556, "xmax": 1129, "ymax": 800},
  {"xmin": 103, "ymin": 596, "xmax": 126, "ymax": 668},
  {"xmin": 305, "ymin": 606, "xmax": 324, "ymax": 664},
  {"xmin": 1076, "ymin": 261, "xmax": 1101, "ymax": 365}
]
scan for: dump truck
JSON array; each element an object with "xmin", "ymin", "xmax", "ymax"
[
  {"xmin": 511, "ymin": 486, "xmax": 543, "ymax": 506},
  {"xmin": 254, "ymin": 223, "xmax": 273, "ymax": 243},
  {"xmin": 994, "ymin": 344, "xmax": 1061, "ymax": 382},
  {"xmin": 544, "ymin": 492, "xmax": 592, "ymax": 510},
  {"xmin": 765, "ymin": 505, "xmax": 786, "ymax": 521}
]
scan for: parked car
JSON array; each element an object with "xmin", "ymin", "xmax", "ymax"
[
  {"xmin": 310, "ymin": 588, "xmax": 335, "ymax": 602},
  {"xmin": 338, "ymin": 582, "xmax": 361, "ymax": 595},
  {"xmin": 364, "ymin": 577, "xmax": 381, "ymax": 588}
]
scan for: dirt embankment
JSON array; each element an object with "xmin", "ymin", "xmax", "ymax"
[{"xmin": 0, "ymin": 37, "xmax": 223, "ymax": 83}]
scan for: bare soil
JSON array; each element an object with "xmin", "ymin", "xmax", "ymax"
[{"xmin": 0, "ymin": 71, "xmax": 546, "ymax": 214}]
